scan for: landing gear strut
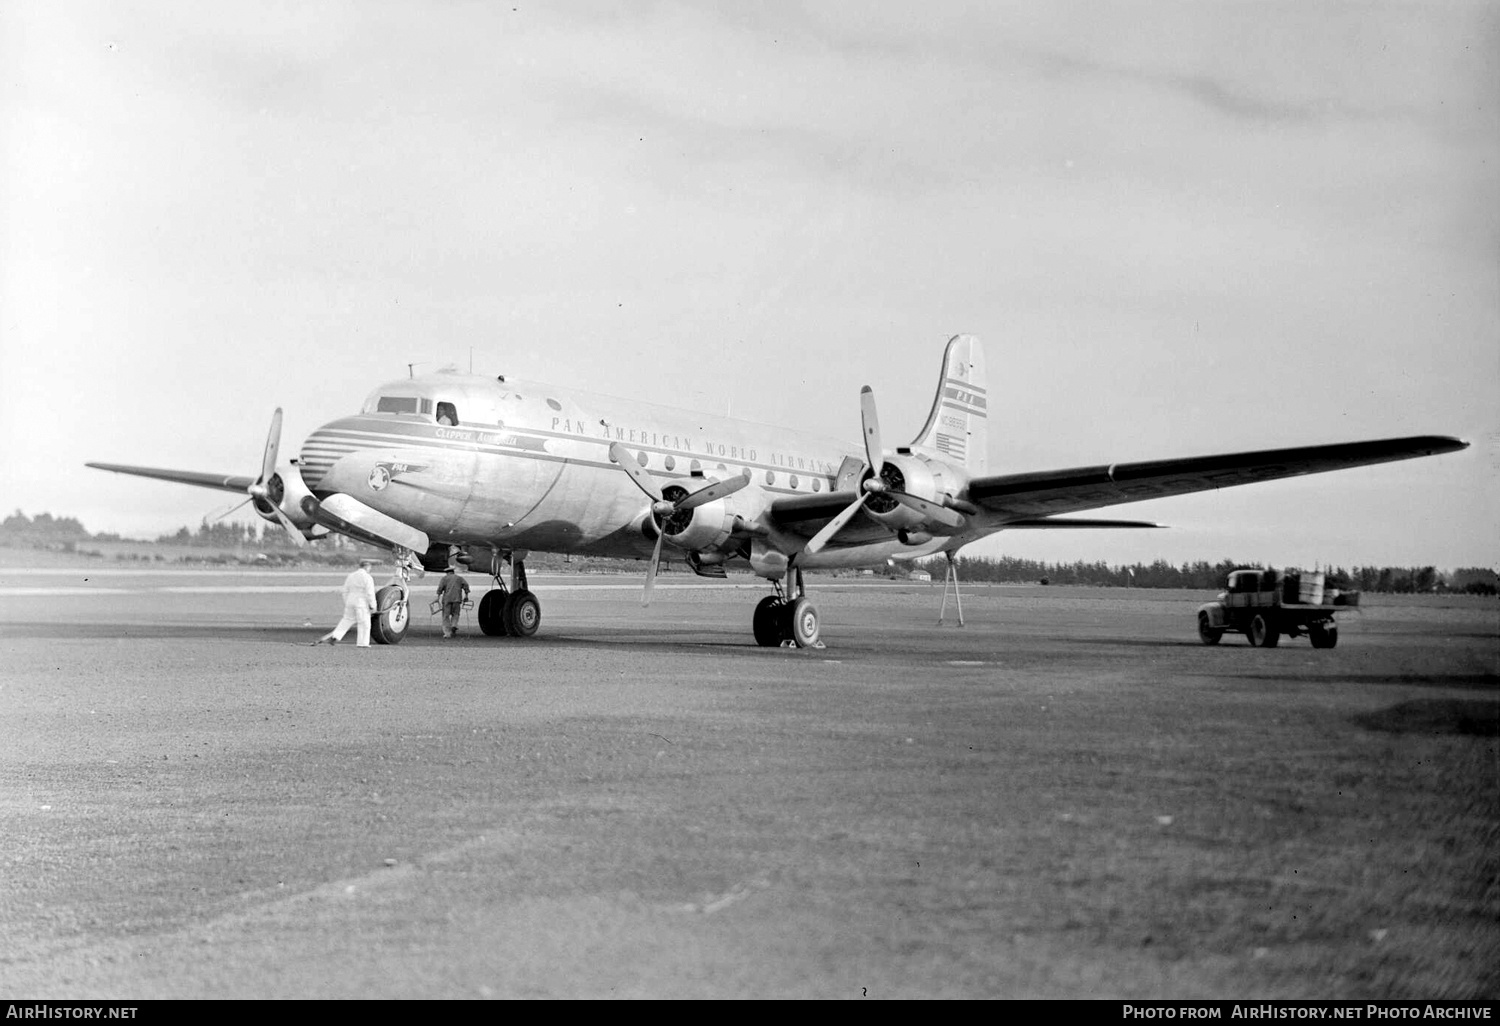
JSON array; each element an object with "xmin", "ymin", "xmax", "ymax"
[
  {"xmin": 753, "ymin": 567, "xmax": 822, "ymax": 649},
  {"xmin": 477, "ymin": 550, "xmax": 542, "ymax": 638}
]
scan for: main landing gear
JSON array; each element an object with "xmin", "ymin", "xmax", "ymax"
[
  {"xmin": 753, "ymin": 567, "xmax": 823, "ymax": 649},
  {"xmin": 476, "ymin": 552, "xmax": 542, "ymax": 638}
]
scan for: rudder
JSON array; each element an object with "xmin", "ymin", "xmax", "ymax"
[{"xmin": 909, "ymin": 334, "xmax": 987, "ymax": 475}]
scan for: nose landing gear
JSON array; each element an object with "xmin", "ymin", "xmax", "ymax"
[{"xmin": 371, "ymin": 548, "xmax": 418, "ymax": 645}]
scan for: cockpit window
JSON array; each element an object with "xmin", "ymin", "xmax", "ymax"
[
  {"xmin": 376, "ymin": 396, "xmax": 421, "ymax": 414},
  {"xmin": 436, "ymin": 402, "xmax": 459, "ymax": 427}
]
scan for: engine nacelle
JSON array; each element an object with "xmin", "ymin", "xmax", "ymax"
[
  {"xmin": 865, "ymin": 453, "xmax": 964, "ymax": 533},
  {"xmin": 661, "ymin": 495, "xmax": 735, "ymax": 553},
  {"xmin": 642, "ymin": 477, "xmax": 762, "ymax": 557},
  {"xmin": 250, "ymin": 462, "xmax": 322, "ymax": 537}
]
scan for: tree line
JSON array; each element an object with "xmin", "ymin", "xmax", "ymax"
[
  {"xmin": 3, "ymin": 509, "xmax": 1495, "ymax": 593},
  {"xmin": 916, "ymin": 555, "xmax": 1498, "ymax": 595},
  {"xmin": 1, "ymin": 509, "xmax": 306, "ymax": 550}
]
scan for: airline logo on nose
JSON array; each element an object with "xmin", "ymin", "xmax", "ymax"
[{"xmin": 368, "ymin": 461, "xmax": 428, "ymax": 491}]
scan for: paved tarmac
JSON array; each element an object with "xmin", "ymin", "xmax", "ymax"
[{"xmin": 1, "ymin": 568, "xmax": 1495, "ymax": 998}]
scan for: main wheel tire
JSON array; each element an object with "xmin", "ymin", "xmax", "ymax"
[
  {"xmin": 1198, "ymin": 612, "xmax": 1223, "ymax": 646},
  {"xmin": 786, "ymin": 596, "xmax": 821, "ymax": 649},
  {"xmin": 1309, "ymin": 622, "xmax": 1338, "ymax": 649},
  {"xmin": 371, "ymin": 585, "xmax": 409, "ymax": 645},
  {"xmin": 752, "ymin": 596, "xmax": 784, "ymax": 647},
  {"xmin": 503, "ymin": 589, "xmax": 541, "ymax": 637},
  {"xmin": 1249, "ymin": 614, "xmax": 1280, "ymax": 648},
  {"xmin": 478, "ymin": 590, "xmax": 509, "ymax": 636}
]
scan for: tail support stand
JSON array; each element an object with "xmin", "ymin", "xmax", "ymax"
[{"xmin": 938, "ymin": 551, "xmax": 965, "ymax": 627}]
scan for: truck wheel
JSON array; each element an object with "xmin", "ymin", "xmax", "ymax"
[
  {"xmin": 1249, "ymin": 614, "xmax": 1280, "ymax": 648},
  {"xmin": 1197, "ymin": 612, "xmax": 1223, "ymax": 646},
  {"xmin": 1309, "ymin": 622, "xmax": 1338, "ymax": 649}
]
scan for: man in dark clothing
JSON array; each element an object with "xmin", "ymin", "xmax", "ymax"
[{"xmin": 436, "ymin": 566, "xmax": 471, "ymax": 638}]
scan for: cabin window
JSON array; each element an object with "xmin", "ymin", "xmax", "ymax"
[
  {"xmin": 664, "ymin": 456, "xmax": 676, "ymax": 471},
  {"xmin": 375, "ymin": 396, "xmax": 421, "ymax": 414},
  {"xmin": 689, "ymin": 459, "xmax": 701, "ymax": 473},
  {"xmin": 765, "ymin": 471, "xmax": 775, "ymax": 485},
  {"xmin": 436, "ymin": 402, "xmax": 459, "ymax": 427},
  {"xmin": 789, "ymin": 475, "xmax": 799, "ymax": 489},
  {"xmin": 813, "ymin": 479, "xmax": 822, "ymax": 492},
  {"xmin": 546, "ymin": 398, "xmax": 562, "ymax": 411},
  {"xmin": 420, "ymin": 399, "xmax": 432, "ymax": 415},
  {"xmin": 636, "ymin": 451, "xmax": 649, "ymax": 467}
]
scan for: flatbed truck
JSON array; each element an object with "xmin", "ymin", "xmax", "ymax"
[{"xmin": 1196, "ymin": 568, "xmax": 1357, "ymax": 648}]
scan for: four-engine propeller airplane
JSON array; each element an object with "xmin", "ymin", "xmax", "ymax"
[{"xmin": 88, "ymin": 335, "xmax": 1468, "ymax": 648}]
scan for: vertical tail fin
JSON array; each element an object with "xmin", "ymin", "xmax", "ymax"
[{"xmin": 908, "ymin": 334, "xmax": 987, "ymax": 475}]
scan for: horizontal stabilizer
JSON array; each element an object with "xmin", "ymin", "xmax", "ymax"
[
  {"xmin": 85, "ymin": 462, "xmax": 254, "ymax": 494},
  {"xmin": 1004, "ymin": 517, "xmax": 1163, "ymax": 529},
  {"xmin": 315, "ymin": 494, "xmax": 430, "ymax": 554}
]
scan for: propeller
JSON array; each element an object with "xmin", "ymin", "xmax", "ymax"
[
  {"xmin": 799, "ymin": 386, "xmax": 972, "ymax": 561},
  {"xmin": 609, "ymin": 442, "xmax": 749, "ymax": 605},
  {"xmin": 799, "ymin": 386, "xmax": 887, "ymax": 559},
  {"xmin": 246, "ymin": 409, "xmax": 307, "ymax": 547}
]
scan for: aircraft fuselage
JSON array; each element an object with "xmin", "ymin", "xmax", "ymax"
[{"xmin": 295, "ymin": 372, "xmax": 944, "ymax": 566}]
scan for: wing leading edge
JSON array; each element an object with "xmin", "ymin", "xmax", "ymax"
[
  {"xmin": 85, "ymin": 462, "xmax": 256, "ymax": 494},
  {"xmin": 967, "ymin": 435, "xmax": 1468, "ymax": 520}
]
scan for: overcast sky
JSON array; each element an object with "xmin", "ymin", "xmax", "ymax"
[{"xmin": 2, "ymin": 1, "xmax": 1496, "ymax": 570}]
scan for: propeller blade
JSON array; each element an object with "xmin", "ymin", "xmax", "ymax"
[
  {"xmin": 213, "ymin": 496, "xmax": 253, "ymax": 522},
  {"xmin": 259, "ymin": 408, "xmax": 283, "ymax": 485},
  {"xmin": 887, "ymin": 491, "xmax": 967, "ymax": 531},
  {"xmin": 269, "ymin": 503, "xmax": 308, "ymax": 547},
  {"xmin": 239, "ymin": 409, "xmax": 308, "ymax": 547},
  {"xmin": 609, "ymin": 442, "xmax": 663, "ymax": 502},
  {"xmin": 642, "ymin": 524, "xmax": 664, "ymax": 606},
  {"xmin": 675, "ymin": 471, "xmax": 750, "ymax": 512},
  {"xmin": 801, "ymin": 493, "xmax": 868, "ymax": 559},
  {"xmin": 859, "ymin": 386, "xmax": 883, "ymax": 477}
]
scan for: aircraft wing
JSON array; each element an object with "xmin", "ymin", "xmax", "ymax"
[
  {"xmin": 84, "ymin": 462, "xmax": 256, "ymax": 494},
  {"xmin": 966, "ymin": 435, "xmax": 1469, "ymax": 520}
]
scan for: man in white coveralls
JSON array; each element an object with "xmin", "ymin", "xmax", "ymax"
[{"xmin": 312, "ymin": 556, "xmax": 380, "ymax": 647}]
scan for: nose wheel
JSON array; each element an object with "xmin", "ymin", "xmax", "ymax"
[{"xmin": 370, "ymin": 549, "xmax": 416, "ymax": 645}]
